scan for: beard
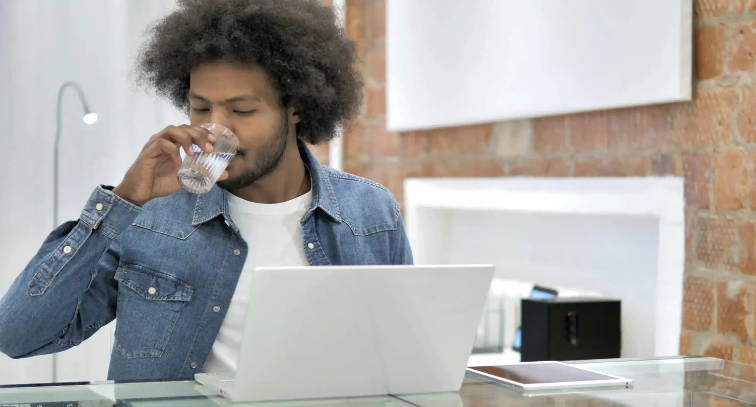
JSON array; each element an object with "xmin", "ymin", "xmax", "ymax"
[{"xmin": 217, "ymin": 113, "xmax": 289, "ymax": 191}]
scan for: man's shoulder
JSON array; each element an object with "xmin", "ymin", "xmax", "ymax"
[
  {"xmin": 140, "ymin": 189, "xmax": 197, "ymax": 212},
  {"xmin": 321, "ymin": 166, "xmax": 399, "ymax": 211},
  {"xmin": 130, "ymin": 189, "xmax": 198, "ymax": 231},
  {"xmin": 319, "ymin": 166, "xmax": 403, "ymax": 236}
]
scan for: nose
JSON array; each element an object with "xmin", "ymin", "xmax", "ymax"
[{"xmin": 209, "ymin": 109, "xmax": 233, "ymax": 132}]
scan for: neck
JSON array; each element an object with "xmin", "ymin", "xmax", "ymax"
[{"xmin": 229, "ymin": 140, "xmax": 311, "ymax": 204}]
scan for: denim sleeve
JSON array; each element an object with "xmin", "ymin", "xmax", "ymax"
[
  {"xmin": 0, "ymin": 185, "xmax": 141, "ymax": 358},
  {"xmin": 392, "ymin": 207, "xmax": 414, "ymax": 265}
]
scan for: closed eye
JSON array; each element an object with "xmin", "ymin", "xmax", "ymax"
[{"xmin": 235, "ymin": 110, "xmax": 256, "ymax": 115}]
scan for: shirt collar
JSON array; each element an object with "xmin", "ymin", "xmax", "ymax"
[{"xmin": 191, "ymin": 140, "xmax": 342, "ymax": 227}]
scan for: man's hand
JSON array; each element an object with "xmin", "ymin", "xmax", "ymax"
[{"xmin": 113, "ymin": 125, "xmax": 229, "ymax": 206}]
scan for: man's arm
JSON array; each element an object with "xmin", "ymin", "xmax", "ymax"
[
  {"xmin": 0, "ymin": 186, "xmax": 141, "ymax": 358},
  {"xmin": 391, "ymin": 207, "xmax": 414, "ymax": 265},
  {"xmin": 0, "ymin": 123, "xmax": 221, "ymax": 357}
]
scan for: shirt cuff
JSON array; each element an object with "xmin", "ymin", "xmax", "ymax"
[{"xmin": 79, "ymin": 185, "xmax": 142, "ymax": 236}]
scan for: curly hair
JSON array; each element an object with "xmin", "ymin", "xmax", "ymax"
[{"xmin": 136, "ymin": 0, "xmax": 363, "ymax": 144}]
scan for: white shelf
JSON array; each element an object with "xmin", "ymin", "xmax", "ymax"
[{"xmin": 468, "ymin": 350, "xmax": 521, "ymax": 367}]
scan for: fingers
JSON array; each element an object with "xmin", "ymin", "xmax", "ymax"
[
  {"xmin": 156, "ymin": 125, "xmax": 214, "ymax": 156},
  {"xmin": 218, "ymin": 170, "xmax": 230, "ymax": 181},
  {"xmin": 155, "ymin": 138, "xmax": 182, "ymax": 165}
]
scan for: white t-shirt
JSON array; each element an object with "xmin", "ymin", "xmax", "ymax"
[{"xmin": 202, "ymin": 188, "xmax": 312, "ymax": 375}]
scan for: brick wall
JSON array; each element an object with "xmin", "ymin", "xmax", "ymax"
[{"xmin": 337, "ymin": 0, "xmax": 756, "ymax": 364}]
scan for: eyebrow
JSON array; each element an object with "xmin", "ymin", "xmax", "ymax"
[{"xmin": 188, "ymin": 92, "xmax": 262, "ymax": 103}]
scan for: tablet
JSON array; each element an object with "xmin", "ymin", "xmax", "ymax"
[{"xmin": 467, "ymin": 361, "xmax": 632, "ymax": 391}]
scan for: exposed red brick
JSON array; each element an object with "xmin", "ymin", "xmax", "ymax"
[
  {"xmin": 607, "ymin": 157, "xmax": 651, "ymax": 176},
  {"xmin": 696, "ymin": 25, "xmax": 725, "ymax": 80},
  {"xmin": 694, "ymin": 0, "xmax": 746, "ymax": 18},
  {"xmin": 367, "ymin": 123, "xmax": 399, "ymax": 157},
  {"xmin": 344, "ymin": 159, "xmax": 369, "ymax": 178},
  {"xmin": 345, "ymin": 0, "xmax": 367, "ymax": 40},
  {"xmin": 651, "ymin": 153, "xmax": 679, "ymax": 176},
  {"xmin": 606, "ymin": 105, "xmax": 672, "ymax": 151},
  {"xmin": 509, "ymin": 158, "xmax": 570, "ymax": 177},
  {"xmin": 401, "ymin": 161, "xmax": 424, "ymax": 179},
  {"xmin": 740, "ymin": 345, "xmax": 756, "ymax": 365},
  {"xmin": 687, "ymin": 216, "xmax": 696, "ymax": 267},
  {"xmin": 427, "ymin": 125, "xmax": 492, "ymax": 155},
  {"xmin": 671, "ymin": 89, "xmax": 736, "ymax": 148},
  {"xmin": 398, "ymin": 131, "xmax": 429, "ymax": 159},
  {"xmin": 533, "ymin": 116, "xmax": 568, "ymax": 153},
  {"xmin": 574, "ymin": 157, "xmax": 649, "ymax": 177},
  {"xmin": 683, "ymin": 275, "xmax": 717, "ymax": 331},
  {"xmin": 567, "ymin": 112, "xmax": 609, "ymax": 152},
  {"xmin": 369, "ymin": 162, "xmax": 403, "ymax": 200},
  {"xmin": 751, "ymin": 152, "xmax": 756, "ymax": 209},
  {"xmin": 717, "ymin": 282, "xmax": 754, "ymax": 342},
  {"xmin": 683, "ymin": 153, "xmax": 712, "ymax": 209},
  {"xmin": 574, "ymin": 159, "xmax": 607, "ymax": 176},
  {"xmin": 728, "ymin": 22, "xmax": 756, "ymax": 72},
  {"xmin": 369, "ymin": 0, "xmax": 385, "ymax": 42},
  {"xmin": 491, "ymin": 120, "xmax": 532, "ymax": 158},
  {"xmin": 741, "ymin": 222, "xmax": 755, "ymax": 275},
  {"xmin": 695, "ymin": 216, "xmax": 741, "ymax": 272},
  {"xmin": 343, "ymin": 122, "xmax": 369, "ymax": 157},
  {"xmin": 703, "ymin": 342, "xmax": 734, "ymax": 360},
  {"xmin": 741, "ymin": 85, "xmax": 756, "ymax": 143},
  {"xmin": 421, "ymin": 159, "xmax": 504, "ymax": 177},
  {"xmin": 367, "ymin": 48, "xmax": 386, "ymax": 83},
  {"xmin": 679, "ymin": 329, "xmax": 694, "ymax": 355},
  {"xmin": 714, "ymin": 151, "xmax": 748, "ymax": 210},
  {"xmin": 706, "ymin": 396, "xmax": 748, "ymax": 407},
  {"xmin": 366, "ymin": 86, "xmax": 386, "ymax": 118},
  {"xmin": 743, "ymin": 365, "xmax": 756, "ymax": 382}
]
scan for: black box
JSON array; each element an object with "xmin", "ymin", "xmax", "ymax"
[{"xmin": 521, "ymin": 297, "xmax": 621, "ymax": 362}]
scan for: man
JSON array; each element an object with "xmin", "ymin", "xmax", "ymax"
[{"xmin": 0, "ymin": 0, "xmax": 412, "ymax": 382}]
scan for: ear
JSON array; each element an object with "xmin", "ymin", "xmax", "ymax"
[{"xmin": 288, "ymin": 107, "xmax": 301, "ymax": 124}]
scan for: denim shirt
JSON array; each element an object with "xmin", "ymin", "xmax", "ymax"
[{"xmin": 0, "ymin": 143, "xmax": 413, "ymax": 381}]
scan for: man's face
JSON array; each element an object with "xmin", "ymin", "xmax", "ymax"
[{"xmin": 188, "ymin": 61, "xmax": 297, "ymax": 191}]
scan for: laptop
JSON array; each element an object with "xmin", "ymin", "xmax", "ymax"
[{"xmin": 194, "ymin": 264, "xmax": 494, "ymax": 402}]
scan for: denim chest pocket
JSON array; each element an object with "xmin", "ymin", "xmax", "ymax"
[
  {"xmin": 132, "ymin": 218, "xmax": 198, "ymax": 240},
  {"xmin": 113, "ymin": 263, "xmax": 193, "ymax": 359},
  {"xmin": 341, "ymin": 215, "xmax": 398, "ymax": 236}
]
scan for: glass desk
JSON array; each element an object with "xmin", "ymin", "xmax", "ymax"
[{"xmin": 0, "ymin": 357, "xmax": 753, "ymax": 406}]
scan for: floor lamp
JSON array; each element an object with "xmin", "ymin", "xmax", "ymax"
[
  {"xmin": 54, "ymin": 81, "xmax": 98, "ymax": 228},
  {"xmin": 53, "ymin": 81, "xmax": 98, "ymax": 381}
]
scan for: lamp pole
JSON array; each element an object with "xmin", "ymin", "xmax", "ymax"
[{"xmin": 54, "ymin": 81, "xmax": 98, "ymax": 228}]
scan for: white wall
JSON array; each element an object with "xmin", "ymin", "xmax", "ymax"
[
  {"xmin": 386, "ymin": 0, "xmax": 692, "ymax": 131},
  {"xmin": 0, "ymin": 0, "xmax": 182, "ymax": 384}
]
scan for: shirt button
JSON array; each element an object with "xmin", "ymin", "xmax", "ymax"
[
  {"xmin": 212, "ymin": 305, "xmax": 221, "ymax": 313},
  {"xmin": 307, "ymin": 243, "xmax": 315, "ymax": 249},
  {"xmin": 95, "ymin": 203, "xmax": 104, "ymax": 211},
  {"xmin": 147, "ymin": 287, "xmax": 157, "ymax": 295},
  {"xmin": 62, "ymin": 246, "xmax": 72, "ymax": 254},
  {"xmin": 190, "ymin": 362, "xmax": 197, "ymax": 369},
  {"xmin": 233, "ymin": 249, "xmax": 241, "ymax": 256}
]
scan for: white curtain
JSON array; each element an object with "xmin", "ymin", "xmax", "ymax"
[{"xmin": 0, "ymin": 0, "xmax": 183, "ymax": 384}]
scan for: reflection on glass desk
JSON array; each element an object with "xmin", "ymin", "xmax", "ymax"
[{"xmin": 0, "ymin": 357, "xmax": 754, "ymax": 406}]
